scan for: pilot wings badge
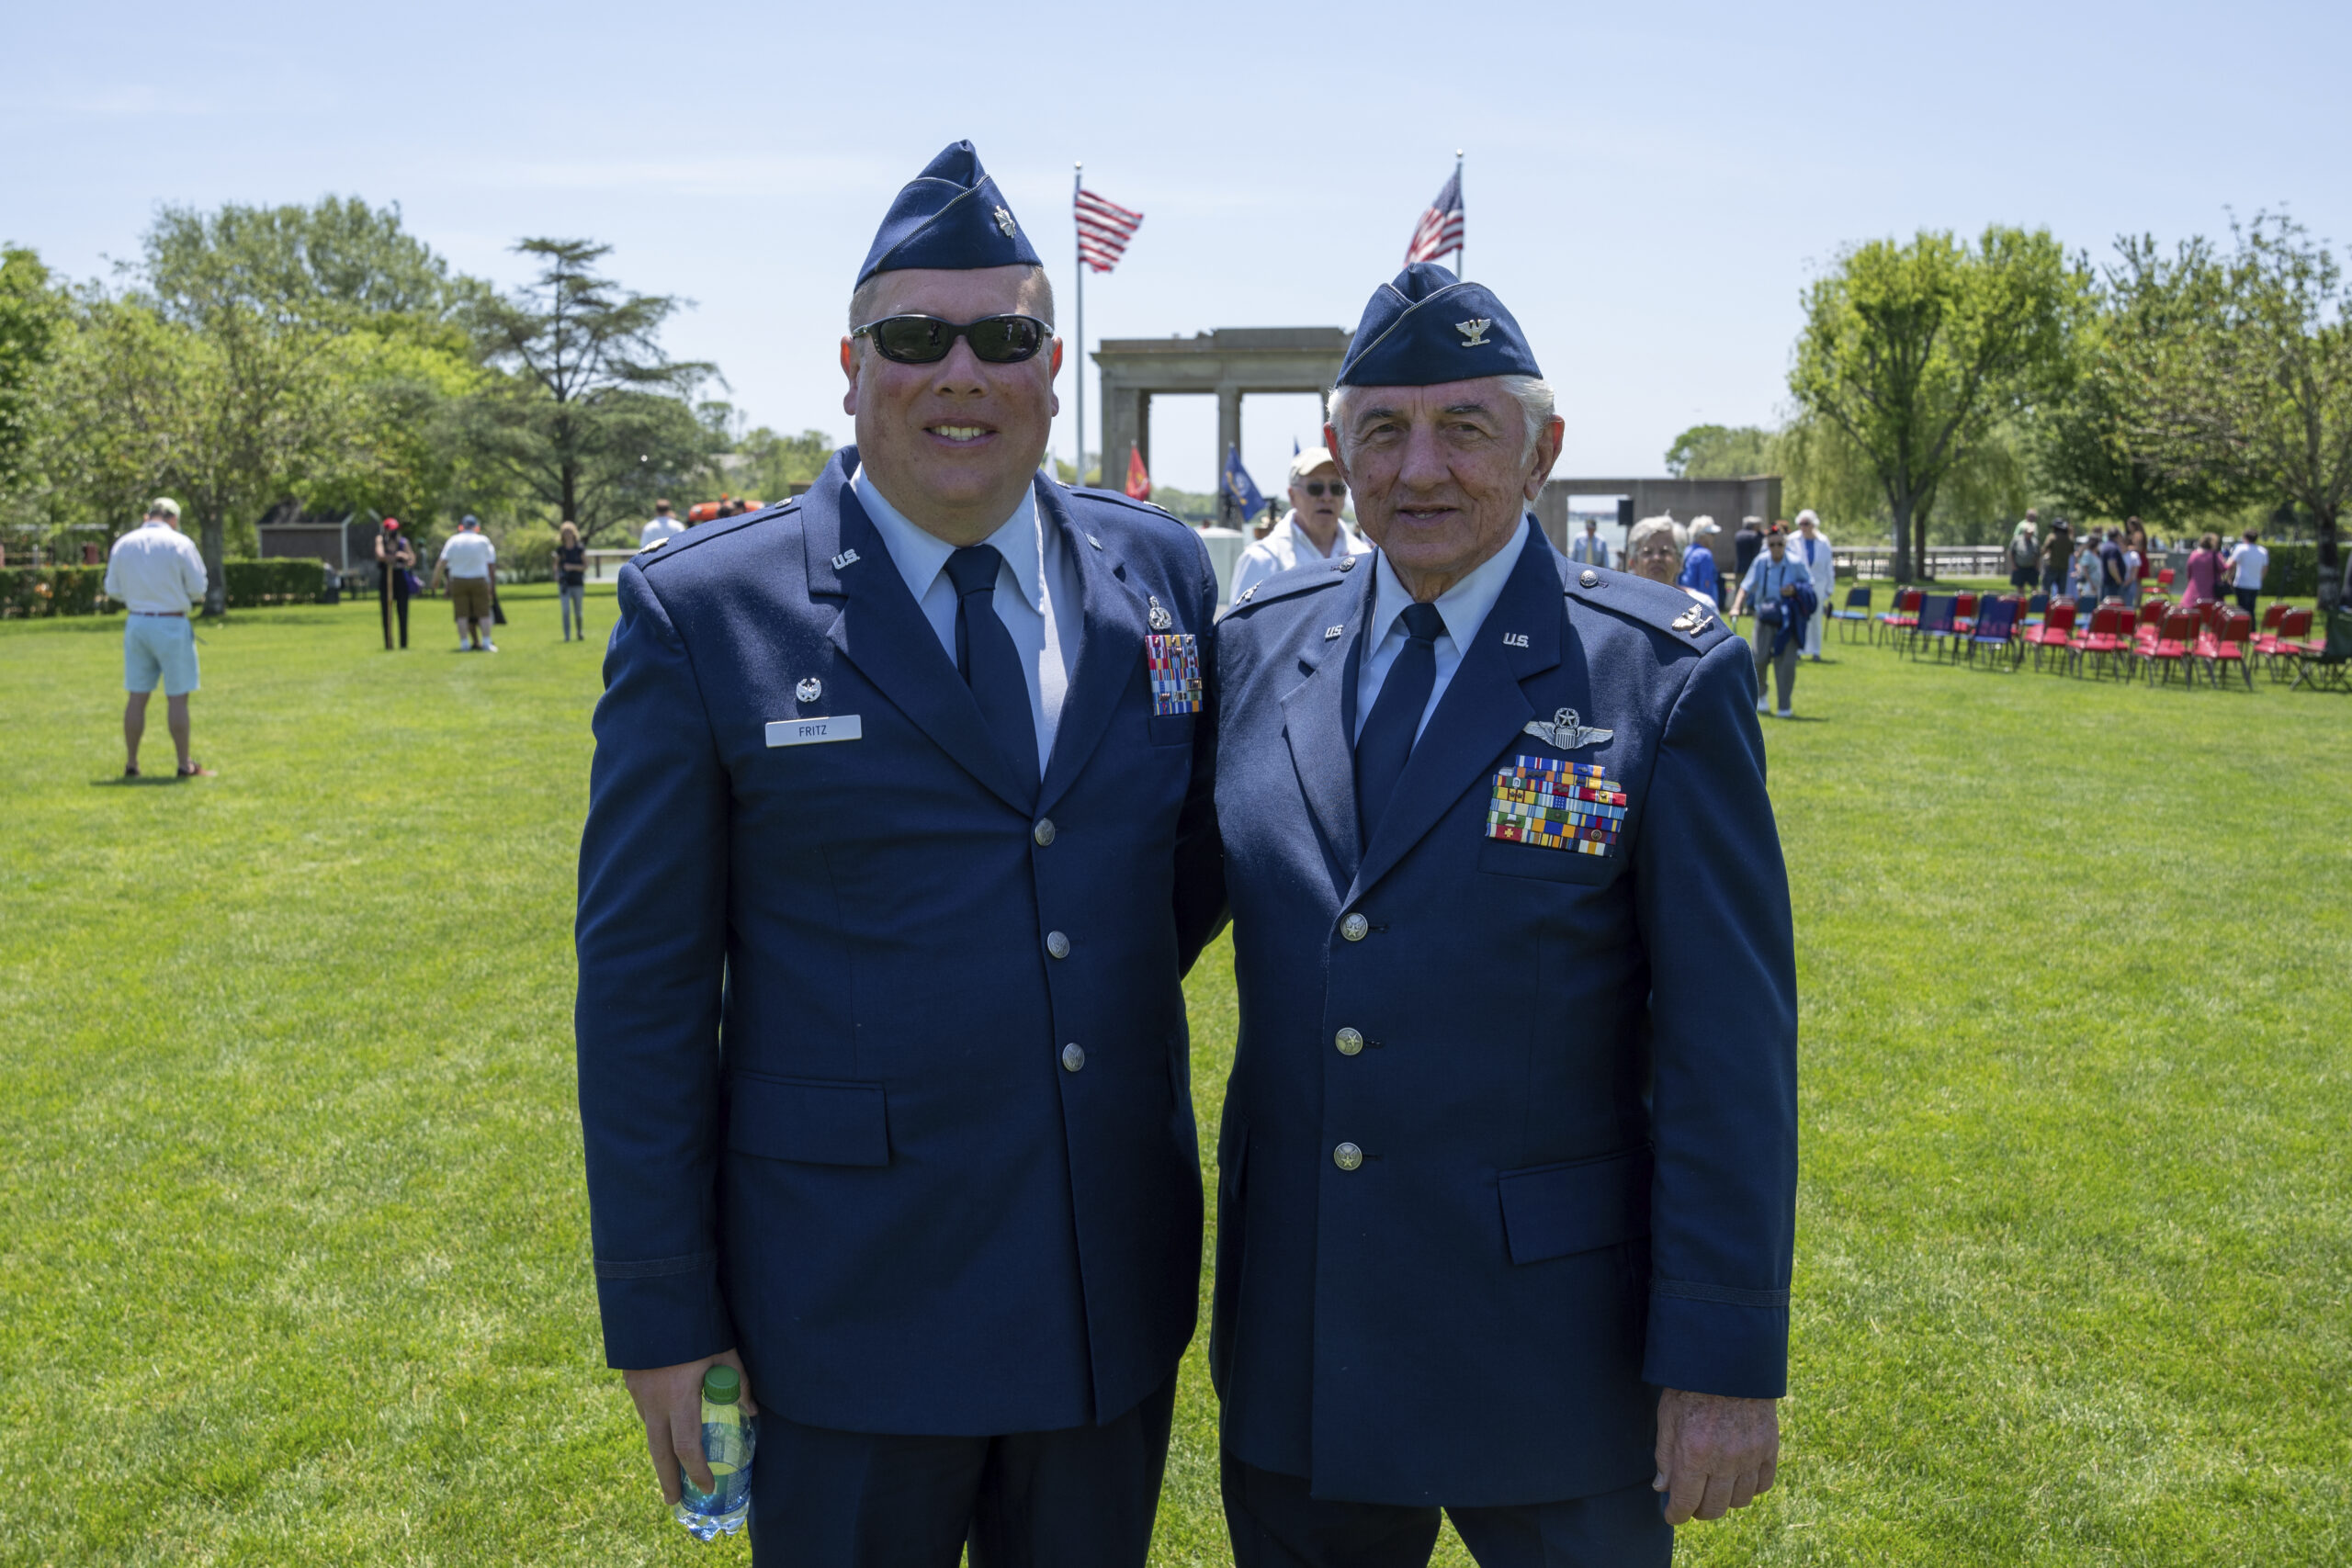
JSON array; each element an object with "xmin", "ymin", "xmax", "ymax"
[
  {"xmin": 1670, "ymin": 603, "xmax": 1714, "ymax": 637},
  {"xmin": 1523, "ymin": 707, "xmax": 1613, "ymax": 751},
  {"xmin": 1455, "ymin": 318, "xmax": 1493, "ymax": 347}
]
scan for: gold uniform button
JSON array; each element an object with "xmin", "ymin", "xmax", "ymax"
[
  {"xmin": 1340, "ymin": 912, "xmax": 1369, "ymax": 942},
  {"xmin": 1333, "ymin": 1142, "xmax": 1364, "ymax": 1171},
  {"xmin": 1034, "ymin": 818, "xmax": 1057, "ymax": 846},
  {"xmin": 1046, "ymin": 931, "xmax": 1070, "ymax": 959},
  {"xmin": 1060, "ymin": 1043, "xmax": 1086, "ymax": 1072},
  {"xmin": 1334, "ymin": 1028, "xmax": 1363, "ymax": 1056}
]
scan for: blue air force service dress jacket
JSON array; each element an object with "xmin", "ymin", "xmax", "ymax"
[
  {"xmin": 576, "ymin": 449, "xmax": 1224, "ymax": 1437},
  {"xmin": 1209, "ymin": 522, "xmax": 1798, "ymax": 1506}
]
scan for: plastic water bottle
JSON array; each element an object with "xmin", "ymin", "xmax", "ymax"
[{"xmin": 673, "ymin": 1364, "xmax": 755, "ymax": 1540}]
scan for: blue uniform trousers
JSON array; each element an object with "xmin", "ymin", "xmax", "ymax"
[
  {"xmin": 1222, "ymin": 1457, "xmax": 1671, "ymax": 1568},
  {"xmin": 748, "ymin": 1371, "xmax": 1177, "ymax": 1568}
]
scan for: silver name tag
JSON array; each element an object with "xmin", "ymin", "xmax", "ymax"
[{"xmin": 765, "ymin": 715, "xmax": 861, "ymax": 747}]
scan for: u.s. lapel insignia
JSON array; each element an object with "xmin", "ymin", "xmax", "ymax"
[
  {"xmin": 1501, "ymin": 632, "xmax": 1530, "ymax": 649},
  {"xmin": 1238, "ymin": 583, "xmax": 1260, "ymax": 603},
  {"xmin": 831, "ymin": 547, "xmax": 861, "ymax": 571},
  {"xmin": 1324, "ymin": 625, "xmax": 1344, "ymax": 640},
  {"xmin": 1147, "ymin": 594, "xmax": 1174, "ymax": 631},
  {"xmin": 1670, "ymin": 603, "xmax": 1713, "ymax": 636},
  {"xmin": 1456, "ymin": 318, "xmax": 1493, "ymax": 347},
  {"xmin": 1338, "ymin": 554, "xmax": 1357, "ymax": 572},
  {"xmin": 1146, "ymin": 633, "xmax": 1203, "ymax": 715},
  {"xmin": 1523, "ymin": 707, "xmax": 1613, "ymax": 750},
  {"xmin": 796, "ymin": 677, "xmax": 822, "ymax": 704},
  {"xmin": 993, "ymin": 205, "xmax": 1017, "ymax": 237}
]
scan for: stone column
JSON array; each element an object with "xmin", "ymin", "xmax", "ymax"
[
  {"xmin": 1099, "ymin": 381, "xmax": 1148, "ymax": 491},
  {"xmin": 1216, "ymin": 384, "xmax": 1243, "ymax": 521}
]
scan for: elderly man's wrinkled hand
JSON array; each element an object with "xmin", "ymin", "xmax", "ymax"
[{"xmin": 1652, "ymin": 1387, "xmax": 1779, "ymax": 1525}]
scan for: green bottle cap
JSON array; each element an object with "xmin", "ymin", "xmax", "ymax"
[{"xmin": 702, "ymin": 1365, "xmax": 741, "ymax": 1404}]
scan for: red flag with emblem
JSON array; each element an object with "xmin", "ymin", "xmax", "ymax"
[{"xmin": 1125, "ymin": 444, "xmax": 1151, "ymax": 500}]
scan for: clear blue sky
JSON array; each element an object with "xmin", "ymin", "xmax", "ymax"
[{"xmin": 10, "ymin": 0, "xmax": 2346, "ymax": 497}]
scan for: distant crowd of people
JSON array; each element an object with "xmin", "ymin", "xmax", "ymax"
[{"xmin": 2009, "ymin": 510, "xmax": 2271, "ymax": 616}]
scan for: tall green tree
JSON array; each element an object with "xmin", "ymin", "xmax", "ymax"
[
  {"xmin": 1664, "ymin": 423, "xmax": 1773, "ymax": 479},
  {"xmin": 1791, "ymin": 227, "xmax": 2086, "ymax": 581},
  {"xmin": 2125, "ymin": 214, "xmax": 2352, "ymax": 611},
  {"xmin": 465, "ymin": 240, "xmax": 716, "ymax": 543},
  {"xmin": 0, "ymin": 247, "xmax": 62, "ymax": 498}
]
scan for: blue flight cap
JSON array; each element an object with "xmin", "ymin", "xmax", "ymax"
[
  {"xmin": 856, "ymin": 141, "xmax": 1043, "ymax": 286},
  {"xmin": 1334, "ymin": 262, "xmax": 1543, "ymax": 387}
]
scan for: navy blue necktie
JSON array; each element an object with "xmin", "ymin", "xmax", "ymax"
[
  {"xmin": 1354, "ymin": 602, "xmax": 1445, "ymax": 847},
  {"xmin": 944, "ymin": 545, "xmax": 1041, "ymax": 802}
]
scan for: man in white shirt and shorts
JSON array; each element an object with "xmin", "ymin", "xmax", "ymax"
[
  {"xmin": 1228, "ymin": 447, "xmax": 1372, "ymax": 603},
  {"xmin": 104, "ymin": 498, "xmax": 210, "ymax": 779},
  {"xmin": 433, "ymin": 515, "xmax": 500, "ymax": 652},
  {"xmin": 2225, "ymin": 529, "xmax": 2269, "ymax": 615}
]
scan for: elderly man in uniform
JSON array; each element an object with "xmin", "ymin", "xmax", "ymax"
[
  {"xmin": 1231, "ymin": 447, "xmax": 1373, "ymax": 603},
  {"xmin": 1207, "ymin": 263, "xmax": 1796, "ymax": 1567},
  {"xmin": 575, "ymin": 141, "xmax": 1223, "ymax": 1564}
]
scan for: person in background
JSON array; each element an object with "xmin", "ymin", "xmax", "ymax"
[
  {"xmin": 2120, "ymin": 531, "xmax": 2143, "ymax": 606},
  {"xmin": 1679, "ymin": 515, "xmax": 1723, "ymax": 606},
  {"xmin": 433, "ymin": 513, "xmax": 499, "ymax": 652},
  {"xmin": 2009, "ymin": 511, "xmax": 2041, "ymax": 592},
  {"xmin": 639, "ymin": 500, "xmax": 684, "ymax": 549},
  {"xmin": 2098, "ymin": 527, "xmax": 2128, "ymax": 604},
  {"xmin": 2041, "ymin": 519, "xmax": 2074, "ymax": 600},
  {"xmin": 555, "ymin": 520, "xmax": 589, "ymax": 642},
  {"xmin": 1792, "ymin": 510, "xmax": 1834, "ymax": 660},
  {"xmin": 1733, "ymin": 515, "xmax": 1764, "ymax": 587},
  {"xmin": 2224, "ymin": 528, "xmax": 2268, "ymax": 615},
  {"xmin": 104, "ymin": 498, "xmax": 209, "ymax": 779},
  {"xmin": 1626, "ymin": 514, "xmax": 1691, "ymax": 593},
  {"xmin": 375, "ymin": 518, "xmax": 416, "ymax": 650},
  {"xmin": 1569, "ymin": 514, "xmax": 1610, "ymax": 569},
  {"xmin": 1731, "ymin": 522, "xmax": 1814, "ymax": 718},
  {"xmin": 1229, "ymin": 446, "xmax": 1372, "ymax": 603},
  {"xmin": 2182, "ymin": 532, "xmax": 2222, "ymax": 608},
  {"xmin": 2126, "ymin": 517, "xmax": 2151, "ymax": 600},
  {"xmin": 2072, "ymin": 531, "xmax": 2104, "ymax": 619}
]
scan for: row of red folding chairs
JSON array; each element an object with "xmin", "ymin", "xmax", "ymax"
[{"xmin": 2018, "ymin": 597, "xmax": 2288, "ymax": 687}]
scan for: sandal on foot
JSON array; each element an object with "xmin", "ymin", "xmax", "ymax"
[{"xmin": 175, "ymin": 760, "xmax": 212, "ymax": 778}]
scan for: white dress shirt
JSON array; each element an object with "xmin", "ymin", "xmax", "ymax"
[
  {"xmin": 1352, "ymin": 528, "xmax": 1526, "ymax": 744},
  {"xmin": 855, "ymin": 468, "xmax": 1080, "ymax": 773},
  {"xmin": 103, "ymin": 521, "xmax": 209, "ymax": 614},
  {"xmin": 1230, "ymin": 511, "xmax": 1373, "ymax": 604}
]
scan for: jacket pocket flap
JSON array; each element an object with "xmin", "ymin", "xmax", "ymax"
[
  {"xmin": 728, "ymin": 1074, "xmax": 889, "ymax": 1168},
  {"xmin": 1498, "ymin": 1145, "xmax": 1651, "ymax": 1264}
]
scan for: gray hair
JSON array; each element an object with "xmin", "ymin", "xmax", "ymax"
[
  {"xmin": 847, "ymin": 265, "xmax": 1057, "ymax": 340},
  {"xmin": 1325, "ymin": 375, "xmax": 1557, "ymax": 471},
  {"xmin": 1627, "ymin": 515, "xmax": 1685, "ymax": 556}
]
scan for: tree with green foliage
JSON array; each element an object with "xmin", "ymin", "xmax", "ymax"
[
  {"xmin": 2120, "ymin": 214, "xmax": 2352, "ymax": 611},
  {"xmin": 465, "ymin": 239, "xmax": 716, "ymax": 544},
  {"xmin": 1664, "ymin": 423, "xmax": 1772, "ymax": 479},
  {"xmin": 1791, "ymin": 227, "xmax": 2086, "ymax": 581},
  {"xmin": 0, "ymin": 247, "xmax": 62, "ymax": 497}
]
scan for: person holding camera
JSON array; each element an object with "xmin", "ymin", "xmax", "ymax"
[{"xmin": 1730, "ymin": 523, "xmax": 1816, "ymax": 718}]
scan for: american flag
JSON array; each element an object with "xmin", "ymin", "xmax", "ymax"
[
  {"xmin": 1075, "ymin": 188, "xmax": 1144, "ymax": 273},
  {"xmin": 1405, "ymin": 166, "xmax": 1464, "ymax": 265}
]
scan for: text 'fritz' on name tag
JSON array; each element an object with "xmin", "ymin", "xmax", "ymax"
[{"xmin": 765, "ymin": 715, "xmax": 863, "ymax": 748}]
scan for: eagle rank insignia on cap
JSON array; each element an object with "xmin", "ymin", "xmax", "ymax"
[
  {"xmin": 1456, "ymin": 318, "xmax": 1493, "ymax": 347},
  {"xmin": 1523, "ymin": 707, "xmax": 1612, "ymax": 750}
]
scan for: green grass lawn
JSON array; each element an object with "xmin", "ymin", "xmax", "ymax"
[{"xmin": 1, "ymin": 588, "xmax": 2346, "ymax": 1566}]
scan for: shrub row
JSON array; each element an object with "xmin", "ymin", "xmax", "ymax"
[{"xmin": 0, "ymin": 558, "xmax": 333, "ymax": 617}]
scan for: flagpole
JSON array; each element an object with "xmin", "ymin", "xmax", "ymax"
[
  {"xmin": 1073, "ymin": 160, "xmax": 1085, "ymax": 486},
  {"xmin": 1453, "ymin": 149, "xmax": 1465, "ymax": 276}
]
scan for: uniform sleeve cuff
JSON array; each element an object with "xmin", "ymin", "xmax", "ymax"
[
  {"xmin": 593, "ymin": 1256, "xmax": 737, "ymax": 1371},
  {"xmin": 1641, "ymin": 1284, "xmax": 1789, "ymax": 1398}
]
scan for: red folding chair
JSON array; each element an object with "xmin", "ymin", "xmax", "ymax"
[
  {"xmin": 2157, "ymin": 567, "xmax": 2177, "ymax": 592},
  {"xmin": 2130, "ymin": 599, "xmax": 2168, "ymax": 665},
  {"xmin": 1875, "ymin": 586, "xmax": 1923, "ymax": 648},
  {"xmin": 2259, "ymin": 607, "xmax": 2313, "ymax": 680},
  {"xmin": 2144, "ymin": 608, "xmax": 2199, "ymax": 686},
  {"xmin": 2073, "ymin": 604, "xmax": 2132, "ymax": 680},
  {"xmin": 1951, "ymin": 592, "xmax": 1980, "ymax": 638},
  {"xmin": 2199, "ymin": 609, "xmax": 2255, "ymax": 689},
  {"xmin": 2023, "ymin": 599, "xmax": 2076, "ymax": 671}
]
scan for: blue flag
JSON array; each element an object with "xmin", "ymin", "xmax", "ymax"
[{"xmin": 1223, "ymin": 445, "xmax": 1266, "ymax": 522}]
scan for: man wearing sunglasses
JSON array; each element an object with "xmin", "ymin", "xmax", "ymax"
[
  {"xmin": 1230, "ymin": 446, "xmax": 1374, "ymax": 604},
  {"xmin": 576, "ymin": 141, "xmax": 1223, "ymax": 1566},
  {"xmin": 1205, "ymin": 263, "xmax": 1795, "ymax": 1566}
]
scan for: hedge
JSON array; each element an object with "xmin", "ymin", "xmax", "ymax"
[
  {"xmin": 0, "ymin": 566, "xmax": 107, "ymax": 617},
  {"xmin": 0, "ymin": 558, "xmax": 329, "ymax": 616}
]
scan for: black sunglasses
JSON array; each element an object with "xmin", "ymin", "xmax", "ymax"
[
  {"xmin": 850, "ymin": 314, "xmax": 1051, "ymax": 365},
  {"xmin": 1300, "ymin": 480, "xmax": 1346, "ymax": 497}
]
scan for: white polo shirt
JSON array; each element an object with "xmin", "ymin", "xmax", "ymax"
[
  {"xmin": 104, "ymin": 521, "xmax": 209, "ymax": 613},
  {"xmin": 438, "ymin": 531, "xmax": 496, "ymax": 579}
]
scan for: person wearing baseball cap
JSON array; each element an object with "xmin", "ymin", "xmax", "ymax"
[
  {"xmin": 1229, "ymin": 446, "xmax": 1373, "ymax": 604},
  {"xmin": 374, "ymin": 517, "xmax": 416, "ymax": 650},
  {"xmin": 104, "ymin": 499, "xmax": 210, "ymax": 777},
  {"xmin": 1206, "ymin": 261, "xmax": 1794, "ymax": 1565}
]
